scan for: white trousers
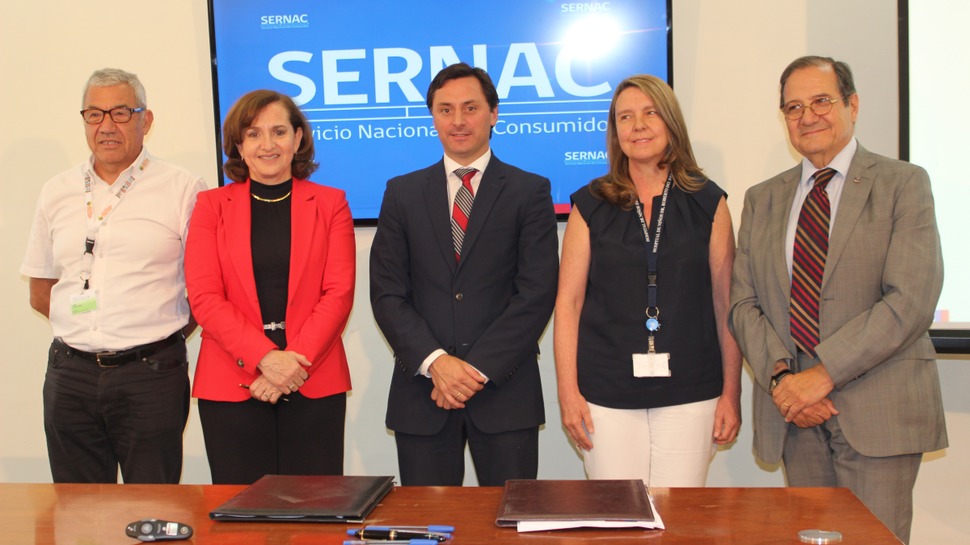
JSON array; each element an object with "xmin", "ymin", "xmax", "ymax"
[{"xmin": 583, "ymin": 397, "xmax": 718, "ymax": 487}]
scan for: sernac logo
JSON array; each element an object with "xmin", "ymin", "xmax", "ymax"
[
  {"xmin": 260, "ymin": 13, "xmax": 309, "ymax": 30},
  {"xmin": 559, "ymin": 2, "xmax": 613, "ymax": 16},
  {"xmin": 564, "ymin": 150, "xmax": 607, "ymax": 166}
]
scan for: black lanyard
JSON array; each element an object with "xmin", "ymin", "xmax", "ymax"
[{"xmin": 633, "ymin": 174, "xmax": 671, "ymax": 338}]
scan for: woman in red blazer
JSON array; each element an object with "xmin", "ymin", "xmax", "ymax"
[{"xmin": 185, "ymin": 90, "xmax": 355, "ymax": 484}]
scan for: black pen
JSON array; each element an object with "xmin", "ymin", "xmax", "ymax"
[
  {"xmin": 366, "ymin": 525, "xmax": 454, "ymax": 534},
  {"xmin": 348, "ymin": 528, "xmax": 448, "ymax": 541},
  {"xmin": 344, "ymin": 540, "xmax": 438, "ymax": 545},
  {"xmin": 238, "ymin": 383, "xmax": 289, "ymax": 402}
]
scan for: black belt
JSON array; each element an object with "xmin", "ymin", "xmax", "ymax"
[{"xmin": 58, "ymin": 331, "xmax": 183, "ymax": 368}]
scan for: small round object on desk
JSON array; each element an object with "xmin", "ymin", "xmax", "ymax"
[{"xmin": 798, "ymin": 529, "xmax": 843, "ymax": 543}]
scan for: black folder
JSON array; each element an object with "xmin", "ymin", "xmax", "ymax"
[
  {"xmin": 209, "ymin": 474, "xmax": 395, "ymax": 523},
  {"xmin": 495, "ymin": 479, "xmax": 654, "ymax": 527}
]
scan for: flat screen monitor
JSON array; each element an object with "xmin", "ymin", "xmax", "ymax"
[
  {"xmin": 207, "ymin": 0, "xmax": 672, "ymax": 223},
  {"xmin": 901, "ymin": 0, "xmax": 970, "ymax": 353}
]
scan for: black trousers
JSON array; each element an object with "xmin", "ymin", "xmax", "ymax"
[
  {"xmin": 43, "ymin": 339, "xmax": 189, "ymax": 484},
  {"xmin": 198, "ymin": 392, "xmax": 346, "ymax": 484},
  {"xmin": 394, "ymin": 409, "xmax": 539, "ymax": 486}
]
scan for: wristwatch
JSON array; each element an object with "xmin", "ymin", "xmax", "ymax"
[{"xmin": 769, "ymin": 369, "xmax": 794, "ymax": 394}]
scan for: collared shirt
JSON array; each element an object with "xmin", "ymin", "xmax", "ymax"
[
  {"xmin": 443, "ymin": 149, "xmax": 491, "ymax": 213},
  {"xmin": 418, "ymin": 149, "xmax": 493, "ymax": 379},
  {"xmin": 21, "ymin": 148, "xmax": 207, "ymax": 351},
  {"xmin": 785, "ymin": 138, "xmax": 858, "ymax": 276}
]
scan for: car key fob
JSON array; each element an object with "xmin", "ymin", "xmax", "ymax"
[{"xmin": 125, "ymin": 519, "xmax": 193, "ymax": 541}]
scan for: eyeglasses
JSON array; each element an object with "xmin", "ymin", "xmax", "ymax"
[
  {"xmin": 80, "ymin": 106, "xmax": 145, "ymax": 125},
  {"xmin": 781, "ymin": 96, "xmax": 845, "ymax": 120}
]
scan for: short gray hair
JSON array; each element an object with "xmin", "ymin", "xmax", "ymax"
[{"xmin": 82, "ymin": 68, "xmax": 147, "ymax": 108}]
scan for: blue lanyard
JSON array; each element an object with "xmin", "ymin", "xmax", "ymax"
[{"xmin": 632, "ymin": 174, "xmax": 671, "ymax": 336}]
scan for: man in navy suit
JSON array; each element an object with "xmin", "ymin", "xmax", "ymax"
[{"xmin": 370, "ymin": 63, "xmax": 559, "ymax": 486}]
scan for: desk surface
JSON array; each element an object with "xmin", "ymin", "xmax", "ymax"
[{"xmin": 2, "ymin": 483, "xmax": 898, "ymax": 544}]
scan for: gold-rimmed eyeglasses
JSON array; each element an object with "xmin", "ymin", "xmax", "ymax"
[
  {"xmin": 80, "ymin": 106, "xmax": 145, "ymax": 125},
  {"xmin": 781, "ymin": 96, "xmax": 845, "ymax": 121}
]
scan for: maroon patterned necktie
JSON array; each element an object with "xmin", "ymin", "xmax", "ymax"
[
  {"xmin": 451, "ymin": 168, "xmax": 477, "ymax": 262},
  {"xmin": 790, "ymin": 168, "xmax": 836, "ymax": 357}
]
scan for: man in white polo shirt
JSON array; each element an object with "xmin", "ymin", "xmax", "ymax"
[{"xmin": 21, "ymin": 68, "xmax": 207, "ymax": 483}]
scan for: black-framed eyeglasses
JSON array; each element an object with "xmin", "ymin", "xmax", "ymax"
[
  {"xmin": 781, "ymin": 96, "xmax": 845, "ymax": 120},
  {"xmin": 80, "ymin": 106, "xmax": 145, "ymax": 125}
]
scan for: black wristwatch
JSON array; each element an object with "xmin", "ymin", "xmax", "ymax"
[{"xmin": 769, "ymin": 369, "xmax": 794, "ymax": 394}]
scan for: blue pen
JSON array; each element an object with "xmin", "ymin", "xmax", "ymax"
[
  {"xmin": 366, "ymin": 525, "xmax": 455, "ymax": 534},
  {"xmin": 344, "ymin": 541, "xmax": 438, "ymax": 545}
]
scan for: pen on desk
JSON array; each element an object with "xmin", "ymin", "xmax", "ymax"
[
  {"xmin": 348, "ymin": 528, "xmax": 448, "ymax": 541},
  {"xmin": 344, "ymin": 540, "xmax": 439, "ymax": 545},
  {"xmin": 238, "ymin": 383, "xmax": 289, "ymax": 402},
  {"xmin": 366, "ymin": 525, "xmax": 454, "ymax": 534}
]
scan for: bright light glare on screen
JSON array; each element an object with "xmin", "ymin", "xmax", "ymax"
[{"xmin": 562, "ymin": 16, "xmax": 621, "ymax": 59}]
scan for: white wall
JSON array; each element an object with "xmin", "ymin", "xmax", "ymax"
[{"xmin": 1, "ymin": 2, "xmax": 966, "ymax": 544}]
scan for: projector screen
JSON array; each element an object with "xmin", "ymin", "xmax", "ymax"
[
  {"xmin": 207, "ymin": 0, "xmax": 671, "ymax": 223},
  {"xmin": 904, "ymin": 0, "xmax": 970, "ymax": 352}
]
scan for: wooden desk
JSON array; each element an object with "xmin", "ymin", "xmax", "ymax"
[{"xmin": 2, "ymin": 483, "xmax": 898, "ymax": 544}]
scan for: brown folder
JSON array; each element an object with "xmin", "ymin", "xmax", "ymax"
[
  {"xmin": 495, "ymin": 479, "xmax": 654, "ymax": 527},
  {"xmin": 209, "ymin": 474, "xmax": 395, "ymax": 523}
]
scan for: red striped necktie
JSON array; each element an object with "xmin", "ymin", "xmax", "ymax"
[
  {"xmin": 451, "ymin": 168, "xmax": 477, "ymax": 262},
  {"xmin": 790, "ymin": 167, "xmax": 836, "ymax": 357}
]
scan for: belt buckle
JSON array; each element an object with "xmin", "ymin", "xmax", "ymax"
[
  {"xmin": 263, "ymin": 321, "xmax": 285, "ymax": 331},
  {"xmin": 96, "ymin": 351, "xmax": 120, "ymax": 368}
]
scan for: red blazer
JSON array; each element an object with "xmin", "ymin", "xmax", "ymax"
[{"xmin": 185, "ymin": 179, "xmax": 355, "ymax": 401}]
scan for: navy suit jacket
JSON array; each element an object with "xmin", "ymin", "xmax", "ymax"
[{"xmin": 370, "ymin": 155, "xmax": 559, "ymax": 435}]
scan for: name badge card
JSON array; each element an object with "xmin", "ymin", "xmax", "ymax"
[
  {"xmin": 70, "ymin": 290, "xmax": 98, "ymax": 315},
  {"xmin": 633, "ymin": 352, "xmax": 671, "ymax": 377}
]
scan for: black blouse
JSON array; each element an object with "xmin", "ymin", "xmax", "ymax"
[
  {"xmin": 571, "ymin": 179, "xmax": 726, "ymax": 409},
  {"xmin": 250, "ymin": 179, "xmax": 292, "ymax": 350}
]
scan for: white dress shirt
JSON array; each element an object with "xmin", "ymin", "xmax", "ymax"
[
  {"xmin": 443, "ymin": 149, "xmax": 490, "ymax": 211},
  {"xmin": 21, "ymin": 148, "xmax": 207, "ymax": 351}
]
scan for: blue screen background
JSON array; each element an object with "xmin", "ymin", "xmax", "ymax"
[{"xmin": 210, "ymin": 0, "xmax": 670, "ymax": 221}]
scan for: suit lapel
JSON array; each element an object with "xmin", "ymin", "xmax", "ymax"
[
  {"xmin": 422, "ymin": 162, "xmax": 457, "ymax": 273},
  {"xmin": 223, "ymin": 182, "xmax": 260, "ymax": 313},
  {"xmin": 289, "ymin": 179, "xmax": 316, "ymax": 304},
  {"xmin": 824, "ymin": 146, "xmax": 876, "ymax": 290},
  {"xmin": 772, "ymin": 167, "xmax": 801, "ymax": 297},
  {"xmin": 459, "ymin": 156, "xmax": 506, "ymax": 269}
]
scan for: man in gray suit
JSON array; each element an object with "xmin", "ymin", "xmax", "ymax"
[{"xmin": 729, "ymin": 55, "xmax": 946, "ymax": 544}]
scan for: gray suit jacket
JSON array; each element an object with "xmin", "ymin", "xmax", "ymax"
[{"xmin": 729, "ymin": 144, "xmax": 947, "ymax": 463}]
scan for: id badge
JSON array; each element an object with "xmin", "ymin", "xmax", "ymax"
[
  {"xmin": 70, "ymin": 290, "xmax": 98, "ymax": 315},
  {"xmin": 633, "ymin": 352, "xmax": 671, "ymax": 377}
]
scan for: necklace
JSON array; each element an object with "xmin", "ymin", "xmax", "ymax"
[{"xmin": 251, "ymin": 191, "xmax": 291, "ymax": 203}]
